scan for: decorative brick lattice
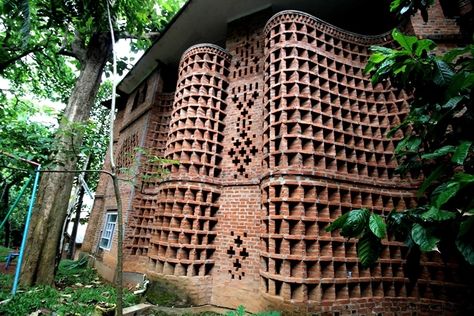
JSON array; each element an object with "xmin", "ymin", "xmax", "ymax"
[
  {"xmin": 141, "ymin": 93, "xmax": 174, "ymax": 191},
  {"xmin": 226, "ymin": 231, "xmax": 250, "ymax": 280},
  {"xmin": 149, "ymin": 183, "xmax": 220, "ymax": 276},
  {"xmin": 126, "ymin": 93, "xmax": 174, "ymax": 260},
  {"xmin": 148, "ymin": 44, "xmax": 231, "ymax": 277},
  {"xmin": 259, "ymin": 10, "xmax": 463, "ymax": 304},
  {"xmin": 225, "ymin": 27, "xmax": 264, "ymax": 180},
  {"xmin": 262, "ymin": 11, "xmax": 418, "ymax": 185},
  {"xmin": 115, "ymin": 132, "xmax": 139, "ymax": 172},
  {"xmin": 166, "ymin": 44, "xmax": 231, "ymax": 180},
  {"xmin": 127, "ymin": 195, "xmax": 156, "ymax": 257}
]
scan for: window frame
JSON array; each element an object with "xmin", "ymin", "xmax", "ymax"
[{"xmin": 99, "ymin": 211, "xmax": 118, "ymax": 250}]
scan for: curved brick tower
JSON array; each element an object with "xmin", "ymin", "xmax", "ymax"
[{"xmin": 84, "ymin": 3, "xmax": 469, "ymax": 314}]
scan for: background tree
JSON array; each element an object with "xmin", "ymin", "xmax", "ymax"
[
  {"xmin": 327, "ymin": 1, "xmax": 474, "ymax": 274},
  {"xmin": 1, "ymin": 0, "xmax": 184, "ymax": 287},
  {"xmin": 0, "ymin": 98, "xmax": 55, "ymax": 247}
]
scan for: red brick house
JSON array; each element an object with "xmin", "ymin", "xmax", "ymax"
[{"xmin": 82, "ymin": 0, "xmax": 471, "ymax": 313}]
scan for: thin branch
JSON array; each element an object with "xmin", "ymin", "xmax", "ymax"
[{"xmin": 117, "ymin": 31, "xmax": 160, "ymax": 41}]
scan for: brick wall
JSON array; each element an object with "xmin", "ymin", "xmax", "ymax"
[
  {"xmin": 409, "ymin": 0, "xmax": 461, "ymax": 40},
  {"xmin": 83, "ymin": 5, "xmax": 470, "ymax": 314}
]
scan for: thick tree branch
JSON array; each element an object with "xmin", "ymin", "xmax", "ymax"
[{"xmin": 0, "ymin": 46, "xmax": 43, "ymax": 72}]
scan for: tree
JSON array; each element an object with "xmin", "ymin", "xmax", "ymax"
[
  {"xmin": 0, "ymin": 98, "xmax": 55, "ymax": 247},
  {"xmin": 0, "ymin": 0, "xmax": 184, "ymax": 287},
  {"xmin": 327, "ymin": 1, "xmax": 474, "ymax": 271}
]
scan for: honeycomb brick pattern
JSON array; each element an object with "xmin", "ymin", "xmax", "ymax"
[
  {"xmin": 148, "ymin": 44, "xmax": 231, "ymax": 277},
  {"xmin": 259, "ymin": 10, "xmax": 465, "ymax": 308},
  {"xmin": 166, "ymin": 44, "xmax": 231, "ymax": 181},
  {"xmin": 262, "ymin": 11, "xmax": 420, "ymax": 187},
  {"xmin": 115, "ymin": 132, "xmax": 139, "ymax": 173},
  {"xmin": 141, "ymin": 93, "xmax": 174, "ymax": 192},
  {"xmin": 149, "ymin": 183, "xmax": 220, "ymax": 276},
  {"xmin": 125, "ymin": 93, "xmax": 174, "ymax": 263}
]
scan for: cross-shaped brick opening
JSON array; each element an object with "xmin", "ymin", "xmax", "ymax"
[
  {"xmin": 234, "ymin": 235, "xmax": 243, "ymax": 247},
  {"xmin": 227, "ymin": 246, "xmax": 236, "ymax": 257},
  {"xmin": 233, "ymin": 259, "xmax": 242, "ymax": 271}
]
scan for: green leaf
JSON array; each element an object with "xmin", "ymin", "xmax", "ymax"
[
  {"xmin": 434, "ymin": 181, "xmax": 460, "ymax": 208},
  {"xmin": 395, "ymin": 136, "xmax": 421, "ymax": 154},
  {"xmin": 421, "ymin": 146, "xmax": 455, "ymax": 160},
  {"xmin": 443, "ymin": 45, "xmax": 472, "ymax": 63},
  {"xmin": 459, "ymin": 217, "xmax": 474, "ymax": 237},
  {"xmin": 417, "ymin": 165, "xmax": 446, "ymax": 197},
  {"xmin": 456, "ymin": 238, "xmax": 474, "ymax": 265},
  {"xmin": 433, "ymin": 59, "xmax": 454, "ymax": 86},
  {"xmin": 390, "ymin": 0, "xmax": 402, "ymax": 12},
  {"xmin": 414, "ymin": 38, "xmax": 436, "ymax": 56},
  {"xmin": 411, "ymin": 223, "xmax": 440, "ymax": 252},
  {"xmin": 456, "ymin": 217, "xmax": 474, "ymax": 265},
  {"xmin": 357, "ymin": 231, "xmax": 382, "ymax": 267},
  {"xmin": 421, "ymin": 206, "xmax": 456, "ymax": 221},
  {"xmin": 447, "ymin": 72, "xmax": 474, "ymax": 97},
  {"xmin": 340, "ymin": 208, "xmax": 370, "ymax": 237},
  {"xmin": 441, "ymin": 95, "xmax": 463, "ymax": 110},
  {"xmin": 369, "ymin": 213, "xmax": 387, "ymax": 238},
  {"xmin": 453, "ymin": 172, "xmax": 474, "ymax": 184},
  {"xmin": 391, "ymin": 29, "xmax": 417, "ymax": 52},
  {"xmin": 325, "ymin": 212, "xmax": 349, "ymax": 232},
  {"xmin": 452, "ymin": 141, "xmax": 472, "ymax": 165}
]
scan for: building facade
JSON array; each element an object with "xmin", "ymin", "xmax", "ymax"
[{"xmin": 83, "ymin": 1, "xmax": 471, "ymax": 313}]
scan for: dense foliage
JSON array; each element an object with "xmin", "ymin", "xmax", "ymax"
[{"xmin": 327, "ymin": 18, "xmax": 474, "ymax": 268}]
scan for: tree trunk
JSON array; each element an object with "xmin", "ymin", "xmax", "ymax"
[{"xmin": 20, "ymin": 32, "xmax": 111, "ymax": 286}]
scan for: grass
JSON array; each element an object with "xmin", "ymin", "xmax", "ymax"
[
  {"xmin": 0, "ymin": 245, "xmax": 13, "ymax": 260},
  {"xmin": 0, "ymin": 258, "xmax": 139, "ymax": 315}
]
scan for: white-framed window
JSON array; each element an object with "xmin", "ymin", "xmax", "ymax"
[{"xmin": 99, "ymin": 211, "xmax": 118, "ymax": 250}]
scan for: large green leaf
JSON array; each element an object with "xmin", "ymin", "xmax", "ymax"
[
  {"xmin": 417, "ymin": 165, "xmax": 446, "ymax": 197},
  {"xmin": 433, "ymin": 59, "xmax": 454, "ymax": 86},
  {"xmin": 421, "ymin": 206, "xmax": 456, "ymax": 221},
  {"xmin": 414, "ymin": 38, "xmax": 436, "ymax": 56},
  {"xmin": 459, "ymin": 217, "xmax": 474, "ymax": 237},
  {"xmin": 434, "ymin": 181, "xmax": 460, "ymax": 208},
  {"xmin": 456, "ymin": 218, "xmax": 474, "ymax": 265},
  {"xmin": 369, "ymin": 213, "xmax": 387, "ymax": 238},
  {"xmin": 391, "ymin": 29, "xmax": 417, "ymax": 52},
  {"xmin": 443, "ymin": 46, "xmax": 472, "ymax": 63},
  {"xmin": 453, "ymin": 172, "xmax": 474, "ymax": 185},
  {"xmin": 456, "ymin": 238, "xmax": 474, "ymax": 265},
  {"xmin": 441, "ymin": 95, "xmax": 463, "ymax": 110},
  {"xmin": 357, "ymin": 231, "xmax": 382, "ymax": 267},
  {"xmin": 395, "ymin": 135, "xmax": 421, "ymax": 154},
  {"xmin": 447, "ymin": 72, "xmax": 474, "ymax": 97},
  {"xmin": 452, "ymin": 141, "xmax": 472, "ymax": 165},
  {"xmin": 411, "ymin": 223, "xmax": 440, "ymax": 252},
  {"xmin": 340, "ymin": 208, "xmax": 370, "ymax": 237},
  {"xmin": 421, "ymin": 146, "xmax": 455, "ymax": 160},
  {"xmin": 325, "ymin": 212, "xmax": 349, "ymax": 232}
]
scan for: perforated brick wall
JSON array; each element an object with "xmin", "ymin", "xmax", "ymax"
[
  {"xmin": 85, "ymin": 4, "xmax": 470, "ymax": 314},
  {"xmin": 146, "ymin": 45, "xmax": 231, "ymax": 282}
]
